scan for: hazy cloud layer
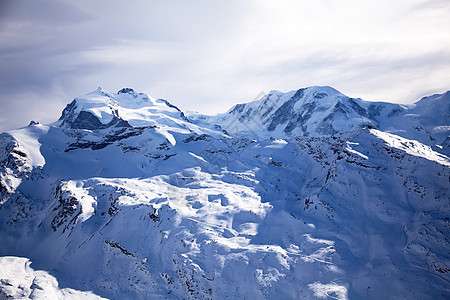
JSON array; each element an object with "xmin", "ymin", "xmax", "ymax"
[{"xmin": 0, "ymin": 0, "xmax": 449, "ymax": 131}]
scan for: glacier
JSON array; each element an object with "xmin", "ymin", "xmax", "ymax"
[{"xmin": 0, "ymin": 86, "xmax": 449, "ymax": 299}]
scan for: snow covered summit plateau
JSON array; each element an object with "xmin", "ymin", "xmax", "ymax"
[
  {"xmin": 0, "ymin": 86, "xmax": 449, "ymax": 299},
  {"xmin": 56, "ymin": 87, "xmax": 190, "ymax": 130}
]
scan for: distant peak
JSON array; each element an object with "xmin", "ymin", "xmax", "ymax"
[
  {"xmin": 305, "ymin": 86, "xmax": 343, "ymax": 95},
  {"xmin": 414, "ymin": 90, "xmax": 450, "ymax": 106},
  {"xmin": 28, "ymin": 120, "xmax": 40, "ymax": 126},
  {"xmin": 118, "ymin": 88, "xmax": 136, "ymax": 94},
  {"xmin": 89, "ymin": 87, "xmax": 114, "ymax": 98},
  {"xmin": 308, "ymin": 85, "xmax": 338, "ymax": 90}
]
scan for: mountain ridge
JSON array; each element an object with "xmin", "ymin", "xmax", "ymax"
[{"xmin": 189, "ymin": 86, "xmax": 449, "ymax": 155}]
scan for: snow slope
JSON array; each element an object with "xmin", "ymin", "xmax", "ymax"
[
  {"xmin": 0, "ymin": 256, "xmax": 105, "ymax": 299},
  {"xmin": 0, "ymin": 87, "xmax": 449, "ymax": 299}
]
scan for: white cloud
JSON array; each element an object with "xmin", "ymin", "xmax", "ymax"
[
  {"xmin": 0, "ymin": 0, "xmax": 449, "ymax": 131},
  {"xmin": 79, "ymin": 40, "xmax": 181, "ymax": 65}
]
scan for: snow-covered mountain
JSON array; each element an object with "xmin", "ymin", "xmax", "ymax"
[
  {"xmin": 189, "ymin": 86, "xmax": 449, "ymax": 155},
  {"xmin": 57, "ymin": 87, "xmax": 196, "ymax": 132},
  {"xmin": 0, "ymin": 87, "xmax": 449, "ymax": 299}
]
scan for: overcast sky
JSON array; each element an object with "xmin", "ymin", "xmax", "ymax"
[{"xmin": 0, "ymin": 0, "xmax": 449, "ymax": 132}]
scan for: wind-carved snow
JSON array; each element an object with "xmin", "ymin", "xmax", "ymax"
[
  {"xmin": 65, "ymin": 180, "xmax": 97, "ymax": 223},
  {"xmin": 370, "ymin": 129, "xmax": 450, "ymax": 166},
  {"xmin": 308, "ymin": 282, "xmax": 348, "ymax": 300},
  {"xmin": 8, "ymin": 166, "xmax": 343, "ymax": 299},
  {"xmin": 345, "ymin": 141, "xmax": 368, "ymax": 160},
  {"xmin": 264, "ymin": 139, "xmax": 288, "ymax": 149}
]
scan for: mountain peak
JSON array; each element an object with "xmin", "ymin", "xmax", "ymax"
[
  {"xmin": 55, "ymin": 88, "xmax": 191, "ymax": 131},
  {"xmin": 196, "ymin": 86, "xmax": 375, "ymax": 138},
  {"xmin": 304, "ymin": 85, "xmax": 343, "ymax": 96},
  {"xmin": 117, "ymin": 87, "xmax": 136, "ymax": 94},
  {"xmin": 411, "ymin": 90, "xmax": 450, "ymax": 127},
  {"xmin": 415, "ymin": 90, "xmax": 450, "ymax": 106}
]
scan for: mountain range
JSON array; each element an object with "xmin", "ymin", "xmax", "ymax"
[{"xmin": 0, "ymin": 86, "xmax": 449, "ymax": 299}]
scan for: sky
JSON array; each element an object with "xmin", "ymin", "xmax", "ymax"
[{"xmin": 0, "ymin": 0, "xmax": 449, "ymax": 132}]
